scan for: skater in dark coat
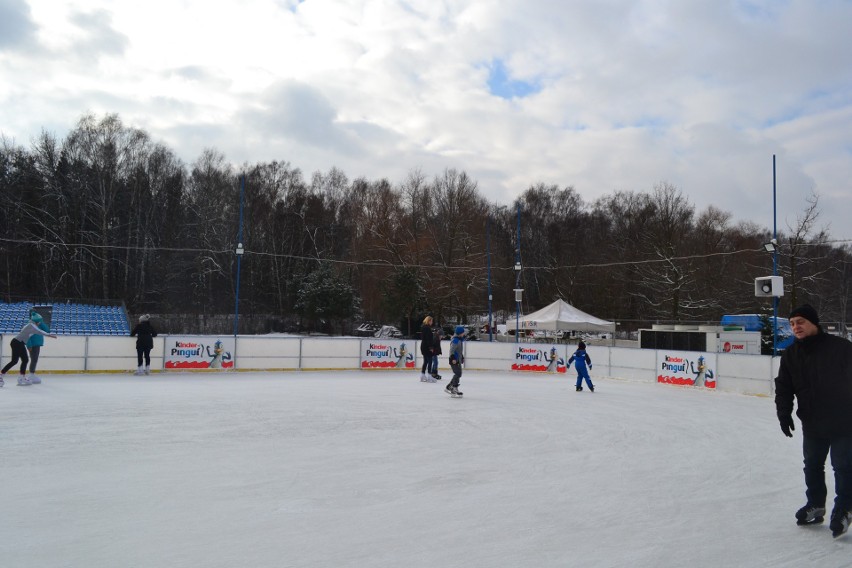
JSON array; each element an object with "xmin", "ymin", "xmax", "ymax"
[
  {"xmin": 419, "ymin": 316, "xmax": 434, "ymax": 381},
  {"xmin": 445, "ymin": 326, "xmax": 465, "ymax": 397},
  {"xmin": 775, "ymin": 304, "xmax": 852, "ymax": 537},
  {"xmin": 430, "ymin": 328, "xmax": 443, "ymax": 380},
  {"xmin": 568, "ymin": 341, "xmax": 594, "ymax": 392},
  {"xmin": 130, "ymin": 314, "xmax": 157, "ymax": 375}
]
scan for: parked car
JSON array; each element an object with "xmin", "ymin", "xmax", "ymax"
[
  {"xmin": 374, "ymin": 325, "xmax": 403, "ymax": 338},
  {"xmin": 355, "ymin": 321, "xmax": 380, "ymax": 337}
]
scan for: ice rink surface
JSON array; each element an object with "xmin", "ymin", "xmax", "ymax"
[{"xmin": 1, "ymin": 370, "xmax": 848, "ymax": 567}]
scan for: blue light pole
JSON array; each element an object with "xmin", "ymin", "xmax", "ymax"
[
  {"xmin": 772, "ymin": 155, "xmax": 778, "ymax": 356},
  {"xmin": 234, "ymin": 174, "xmax": 245, "ymax": 337}
]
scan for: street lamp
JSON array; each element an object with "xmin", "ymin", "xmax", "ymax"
[
  {"xmin": 513, "ymin": 261, "xmax": 523, "ymax": 343},
  {"xmin": 234, "ymin": 174, "xmax": 246, "ymax": 337},
  {"xmin": 771, "ymin": 156, "xmax": 779, "ymax": 356},
  {"xmin": 763, "ymin": 239, "xmax": 777, "ymax": 253}
]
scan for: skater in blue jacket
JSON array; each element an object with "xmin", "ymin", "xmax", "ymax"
[
  {"xmin": 26, "ymin": 312, "xmax": 50, "ymax": 384},
  {"xmin": 568, "ymin": 341, "xmax": 594, "ymax": 392},
  {"xmin": 445, "ymin": 326, "xmax": 465, "ymax": 397}
]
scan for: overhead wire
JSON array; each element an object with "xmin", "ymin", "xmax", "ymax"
[{"xmin": 2, "ymin": 236, "xmax": 850, "ymax": 272}]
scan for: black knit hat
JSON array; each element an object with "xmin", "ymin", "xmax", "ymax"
[{"xmin": 789, "ymin": 304, "xmax": 819, "ymax": 326}]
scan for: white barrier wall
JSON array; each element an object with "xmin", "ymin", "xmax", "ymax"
[{"xmin": 0, "ymin": 334, "xmax": 778, "ymax": 395}]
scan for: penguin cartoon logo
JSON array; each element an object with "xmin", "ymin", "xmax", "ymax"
[{"xmin": 208, "ymin": 340, "xmax": 224, "ymax": 369}]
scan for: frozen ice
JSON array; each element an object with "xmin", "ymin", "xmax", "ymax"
[{"xmin": 0, "ymin": 371, "xmax": 843, "ymax": 567}]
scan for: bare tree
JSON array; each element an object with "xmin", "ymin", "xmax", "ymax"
[
  {"xmin": 63, "ymin": 113, "xmax": 151, "ymax": 299},
  {"xmin": 783, "ymin": 190, "xmax": 829, "ymax": 309}
]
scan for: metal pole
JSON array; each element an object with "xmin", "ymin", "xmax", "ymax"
[
  {"xmin": 234, "ymin": 175, "xmax": 245, "ymax": 337},
  {"xmin": 772, "ymin": 155, "xmax": 778, "ymax": 356},
  {"xmin": 486, "ymin": 217, "xmax": 493, "ymax": 342},
  {"xmin": 515, "ymin": 204, "xmax": 522, "ymax": 343}
]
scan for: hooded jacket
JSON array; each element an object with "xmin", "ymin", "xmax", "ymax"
[
  {"xmin": 131, "ymin": 320, "xmax": 157, "ymax": 350},
  {"xmin": 26, "ymin": 315, "xmax": 49, "ymax": 348},
  {"xmin": 775, "ymin": 330, "xmax": 852, "ymax": 438}
]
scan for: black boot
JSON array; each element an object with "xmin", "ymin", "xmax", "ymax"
[
  {"xmin": 830, "ymin": 509, "xmax": 851, "ymax": 537},
  {"xmin": 795, "ymin": 504, "xmax": 825, "ymax": 525}
]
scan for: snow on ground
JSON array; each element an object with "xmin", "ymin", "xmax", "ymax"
[{"xmin": 0, "ymin": 370, "xmax": 847, "ymax": 567}]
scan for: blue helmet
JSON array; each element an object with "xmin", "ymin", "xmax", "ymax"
[
  {"xmin": 455, "ymin": 325, "xmax": 465, "ymax": 336},
  {"xmin": 31, "ymin": 312, "xmax": 43, "ymax": 323}
]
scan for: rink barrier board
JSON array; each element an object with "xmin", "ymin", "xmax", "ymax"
[{"xmin": 0, "ymin": 334, "xmax": 780, "ymax": 396}]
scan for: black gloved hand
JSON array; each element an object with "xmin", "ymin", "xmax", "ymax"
[{"xmin": 779, "ymin": 414, "xmax": 795, "ymax": 438}]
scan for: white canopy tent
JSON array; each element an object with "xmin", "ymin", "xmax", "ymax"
[{"xmin": 517, "ymin": 299, "xmax": 615, "ymax": 333}]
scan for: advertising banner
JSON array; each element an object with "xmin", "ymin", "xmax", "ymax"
[
  {"xmin": 361, "ymin": 340, "xmax": 416, "ymax": 369},
  {"xmin": 165, "ymin": 336, "xmax": 235, "ymax": 369},
  {"xmin": 656, "ymin": 350, "xmax": 716, "ymax": 388},
  {"xmin": 510, "ymin": 344, "xmax": 567, "ymax": 373}
]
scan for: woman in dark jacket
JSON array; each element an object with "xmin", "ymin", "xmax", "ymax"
[
  {"xmin": 131, "ymin": 314, "xmax": 157, "ymax": 375},
  {"xmin": 419, "ymin": 316, "xmax": 434, "ymax": 381}
]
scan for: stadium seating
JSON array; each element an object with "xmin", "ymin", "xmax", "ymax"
[{"xmin": 0, "ymin": 301, "xmax": 130, "ymax": 336}]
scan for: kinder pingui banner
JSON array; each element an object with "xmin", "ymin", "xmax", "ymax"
[
  {"xmin": 656, "ymin": 351, "xmax": 716, "ymax": 388},
  {"xmin": 166, "ymin": 337, "xmax": 235, "ymax": 369},
  {"xmin": 361, "ymin": 340, "xmax": 416, "ymax": 369},
  {"xmin": 511, "ymin": 345, "xmax": 567, "ymax": 373}
]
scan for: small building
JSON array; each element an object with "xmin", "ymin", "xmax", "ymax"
[{"xmin": 639, "ymin": 325, "xmax": 761, "ymax": 355}]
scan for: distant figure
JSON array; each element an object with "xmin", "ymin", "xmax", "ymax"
[
  {"xmin": 1, "ymin": 318, "xmax": 57, "ymax": 387},
  {"xmin": 130, "ymin": 314, "xmax": 157, "ymax": 375},
  {"xmin": 26, "ymin": 311, "xmax": 50, "ymax": 384},
  {"xmin": 568, "ymin": 341, "xmax": 594, "ymax": 392},
  {"xmin": 420, "ymin": 316, "xmax": 435, "ymax": 382},
  {"xmin": 431, "ymin": 328, "xmax": 443, "ymax": 380},
  {"xmin": 775, "ymin": 303, "xmax": 852, "ymax": 537},
  {"xmin": 445, "ymin": 326, "xmax": 466, "ymax": 397}
]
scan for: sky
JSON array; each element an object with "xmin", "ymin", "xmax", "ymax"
[
  {"xmin": 2, "ymin": 370, "xmax": 848, "ymax": 567},
  {"xmin": 1, "ymin": 0, "xmax": 851, "ymax": 240}
]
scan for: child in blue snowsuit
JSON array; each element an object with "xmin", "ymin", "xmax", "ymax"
[
  {"xmin": 445, "ymin": 326, "xmax": 465, "ymax": 396},
  {"xmin": 568, "ymin": 341, "xmax": 594, "ymax": 392}
]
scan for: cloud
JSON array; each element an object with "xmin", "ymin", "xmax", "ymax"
[
  {"xmin": 1, "ymin": 0, "xmax": 851, "ymax": 239},
  {"xmin": 67, "ymin": 8, "xmax": 128, "ymax": 62},
  {"xmin": 0, "ymin": 0, "xmax": 38, "ymax": 51}
]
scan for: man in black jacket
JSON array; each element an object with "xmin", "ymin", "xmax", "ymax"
[{"xmin": 775, "ymin": 304, "xmax": 852, "ymax": 538}]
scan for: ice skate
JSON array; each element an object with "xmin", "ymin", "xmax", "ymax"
[
  {"xmin": 29, "ymin": 374, "xmax": 41, "ymax": 384},
  {"xmin": 589, "ymin": 385, "xmax": 595, "ymax": 392},
  {"xmin": 134, "ymin": 366, "xmax": 144, "ymax": 376},
  {"xmin": 576, "ymin": 385, "xmax": 583, "ymax": 392},
  {"xmin": 830, "ymin": 509, "xmax": 851, "ymax": 537},
  {"xmin": 144, "ymin": 366, "xmax": 151, "ymax": 375},
  {"xmin": 0, "ymin": 376, "xmax": 4, "ymax": 388},
  {"xmin": 795, "ymin": 504, "xmax": 825, "ymax": 526},
  {"xmin": 431, "ymin": 373, "xmax": 442, "ymax": 381},
  {"xmin": 420, "ymin": 373, "xmax": 429, "ymax": 382},
  {"xmin": 17, "ymin": 376, "xmax": 32, "ymax": 386},
  {"xmin": 426, "ymin": 375, "xmax": 437, "ymax": 383}
]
